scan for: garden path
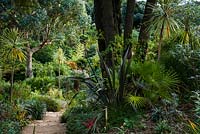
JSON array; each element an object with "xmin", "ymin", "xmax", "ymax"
[{"xmin": 22, "ymin": 111, "xmax": 66, "ymax": 134}]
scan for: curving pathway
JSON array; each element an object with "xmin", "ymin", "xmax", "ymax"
[{"xmin": 22, "ymin": 112, "xmax": 66, "ymax": 134}]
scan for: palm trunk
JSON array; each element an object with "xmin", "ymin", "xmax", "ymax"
[
  {"xmin": 158, "ymin": 20, "xmax": 165, "ymax": 61},
  {"xmin": 10, "ymin": 65, "xmax": 14, "ymax": 102}
]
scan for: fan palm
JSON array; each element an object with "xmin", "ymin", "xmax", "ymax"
[
  {"xmin": 0, "ymin": 28, "xmax": 26, "ymax": 101},
  {"xmin": 128, "ymin": 61, "xmax": 179, "ymax": 104},
  {"xmin": 148, "ymin": 0, "xmax": 180, "ymax": 61}
]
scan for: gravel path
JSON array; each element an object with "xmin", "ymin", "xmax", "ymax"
[{"xmin": 22, "ymin": 112, "xmax": 66, "ymax": 134}]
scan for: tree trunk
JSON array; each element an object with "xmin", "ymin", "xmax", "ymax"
[
  {"xmin": 137, "ymin": 0, "xmax": 157, "ymax": 61},
  {"xmin": 26, "ymin": 48, "xmax": 33, "ymax": 78},
  {"xmin": 94, "ymin": 0, "xmax": 105, "ymax": 51},
  {"xmin": 118, "ymin": 0, "xmax": 136, "ymax": 103},
  {"xmin": 158, "ymin": 20, "xmax": 165, "ymax": 61},
  {"xmin": 124, "ymin": 0, "xmax": 136, "ymax": 58},
  {"xmin": 25, "ymin": 39, "xmax": 49, "ymax": 78},
  {"xmin": 58, "ymin": 64, "xmax": 60, "ymax": 89},
  {"xmin": 10, "ymin": 66, "xmax": 14, "ymax": 102},
  {"xmin": 112, "ymin": 0, "xmax": 122, "ymax": 35},
  {"xmin": 101, "ymin": 0, "xmax": 117, "ymax": 67}
]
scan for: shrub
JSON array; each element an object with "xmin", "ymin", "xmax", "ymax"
[
  {"xmin": 61, "ymin": 106, "xmax": 100, "ymax": 134},
  {"xmin": 35, "ymin": 96, "xmax": 61, "ymax": 112},
  {"xmin": 0, "ymin": 101, "xmax": 15, "ymax": 121},
  {"xmin": 0, "ymin": 81, "xmax": 10, "ymax": 101},
  {"xmin": 154, "ymin": 120, "xmax": 172, "ymax": 134},
  {"xmin": 47, "ymin": 88, "xmax": 64, "ymax": 100},
  {"xmin": 24, "ymin": 99, "xmax": 46, "ymax": 120},
  {"xmin": 0, "ymin": 120, "xmax": 21, "ymax": 134},
  {"xmin": 161, "ymin": 44, "xmax": 200, "ymax": 90},
  {"xmin": 25, "ymin": 76, "xmax": 56, "ymax": 93},
  {"xmin": 0, "ymin": 101, "xmax": 28, "ymax": 127},
  {"xmin": 192, "ymin": 91, "xmax": 200, "ymax": 123},
  {"xmin": 12, "ymin": 82, "xmax": 31, "ymax": 102}
]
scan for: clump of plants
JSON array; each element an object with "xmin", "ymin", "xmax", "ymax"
[
  {"xmin": 154, "ymin": 120, "xmax": 172, "ymax": 134},
  {"xmin": 24, "ymin": 99, "xmax": 46, "ymax": 120},
  {"xmin": 0, "ymin": 120, "xmax": 21, "ymax": 134},
  {"xmin": 0, "ymin": 101, "xmax": 28, "ymax": 133},
  {"xmin": 61, "ymin": 106, "xmax": 103, "ymax": 134},
  {"xmin": 34, "ymin": 96, "xmax": 61, "ymax": 112}
]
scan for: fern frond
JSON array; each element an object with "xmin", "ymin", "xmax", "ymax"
[{"xmin": 71, "ymin": 43, "xmax": 85, "ymax": 61}]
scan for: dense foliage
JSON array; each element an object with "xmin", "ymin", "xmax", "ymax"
[{"xmin": 0, "ymin": 0, "xmax": 200, "ymax": 133}]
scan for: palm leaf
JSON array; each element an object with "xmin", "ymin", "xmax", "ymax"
[
  {"xmin": 98, "ymin": 51, "xmax": 113, "ymax": 91},
  {"xmin": 127, "ymin": 94, "xmax": 148, "ymax": 109}
]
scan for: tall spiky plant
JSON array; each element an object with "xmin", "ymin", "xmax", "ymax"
[
  {"xmin": 0, "ymin": 28, "xmax": 26, "ymax": 102},
  {"xmin": 54, "ymin": 47, "xmax": 66, "ymax": 89},
  {"xmin": 148, "ymin": 0, "xmax": 180, "ymax": 61}
]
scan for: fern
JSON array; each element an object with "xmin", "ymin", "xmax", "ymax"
[{"xmin": 71, "ymin": 43, "xmax": 85, "ymax": 61}]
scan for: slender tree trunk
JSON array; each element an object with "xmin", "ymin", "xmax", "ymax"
[
  {"xmin": 158, "ymin": 20, "xmax": 165, "ymax": 61},
  {"xmin": 113, "ymin": 0, "xmax": 122, "ymax": 35},
  {"xmin": 25, "ymin": 27, "xmax": 50, "ymax": 78},
  {"xmin": 118, "ymin": 0, "xmax": 136, "ymax": 103},
  {"xmin": 10, "ymin": 65, "xmax": 14, "ymax": 102},
  {"xmin": 124, "ymin": 0, "xmax": 136, "ymax": 44},
  {"xmin": 124, "ymin": 0, "xmax": 136, "ymax": 58},
  {"xmin": 26, "ymin": 48, "xmax": 33, "ymax": 78},
  {"xmin": 137, "ymin": 0, "xmax": 157, "ymax": 61},
  {"xmin": 58, "ymin": 64, "xmax": 60, "ymax": 89}
]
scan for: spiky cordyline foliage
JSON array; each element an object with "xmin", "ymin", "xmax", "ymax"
[
  {"xmin": 0, "ymin": 28, "xmax": 26, "ymax": 63},
  {"xmin": 54, "ymin": 47, "xmax": 66, "ymax": 64},
  {"xmin": 128, "ymin": 61, "xmax": 179, "ymax": 103},
  {"xmin": 148, "ymin": 0, "xmax": 180, "ymax": 38}
]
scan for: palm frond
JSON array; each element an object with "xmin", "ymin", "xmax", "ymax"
[
  {"xmin": 129, "ymin": 61, "xmax": 179, "ymax": 102},
  {"xmin": 127, "ymin": 95, "xmax": 148, "ymax": 109}
]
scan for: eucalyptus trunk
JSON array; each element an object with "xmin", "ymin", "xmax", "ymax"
[{"xmin": 26, "ymin": 48, "xmax": 33, "ymax": 78}]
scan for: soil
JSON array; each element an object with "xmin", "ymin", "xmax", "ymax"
[{"xmin": 22, "ymin": 112, "xmax": 66, "ymax": 134}]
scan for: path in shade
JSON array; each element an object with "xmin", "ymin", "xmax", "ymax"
[{"xmin": 22, "ymin": 112, "xmax": 66, "ymax": 134}]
